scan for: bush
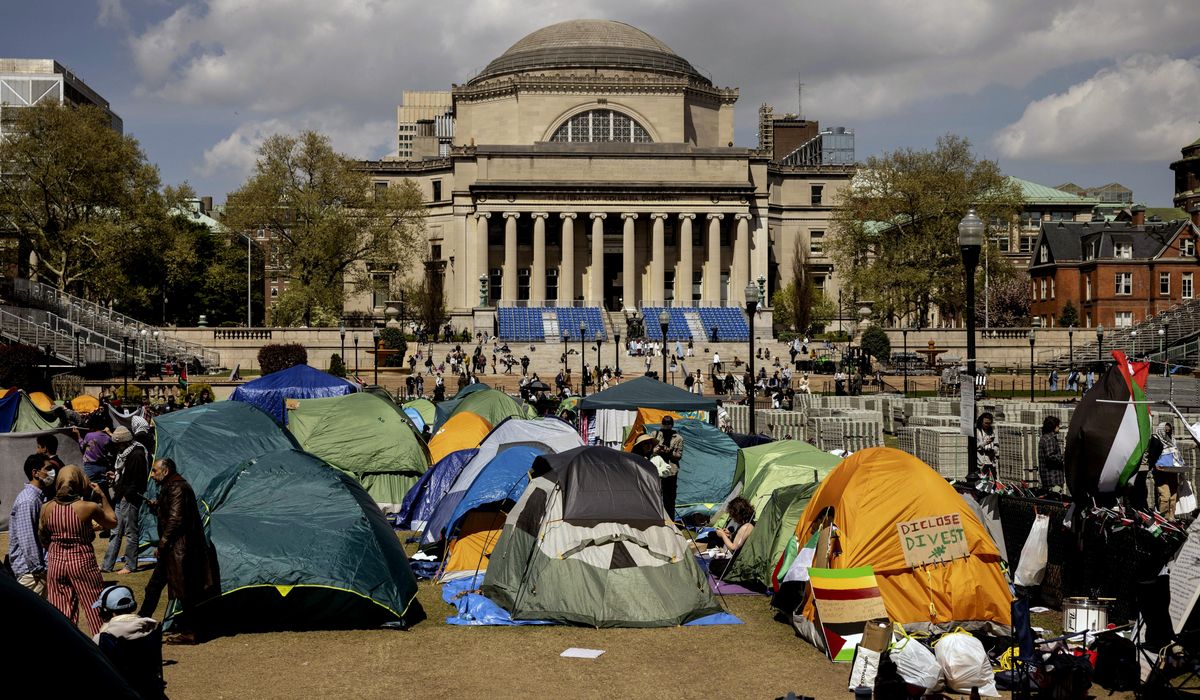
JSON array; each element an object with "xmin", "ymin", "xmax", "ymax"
[
  {"xmin": 860, "ymin": 325, "xmax": 892, "ymax": 362},
  {"xmin": 378, "ymin": 328, "xmax": 408, "ymax": 367},
  {"xmin": 0, "ymin": 343, "xmax": 49, "ymax": 392},
  {"xmin": 113, "ymin": 384, "xmax": 144, "ymax": 404},
  {"xmin": 257, "ymin": 343, "xmax": 308, "ymax": 375},
  {"xmin": 328, "ymin": 353, "xmax": 347, "ymax": 378}
]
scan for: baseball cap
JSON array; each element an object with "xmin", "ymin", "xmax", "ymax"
[{"xmin": 93, "ymin": 585, "xmax": 137, "ymax": 614}]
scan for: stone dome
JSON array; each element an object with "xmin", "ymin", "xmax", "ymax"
[{"xmin": 469, "ymin": 19, "xmax": 706, "ymax": 85}]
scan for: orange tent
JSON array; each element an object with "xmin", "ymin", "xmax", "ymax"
[
  {"xmin": 28, "ymin": 391, "xmax": 55, "ymax": 412},
  {"xmin": 70, "ymin": 395, "xmax": 100, "ymax": 414},
  {"xmin": 791, "ymin": 447, "xmax": 1010, "ymax": 636},
  {"xmin": 441, "ymin": 510, "xmax": 507, "ymax": 581},
  {"xmin": 620, "ymin": 408, "xmax": 681, "ymax": 452},
  {"xmin": 428, "ymin": 412, "xmax": 492, "ymax": 464}
]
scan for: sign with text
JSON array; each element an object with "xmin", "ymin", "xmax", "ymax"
[{"xmin": 897, "ymin": 513, "xmax": 969, "ymax": 568}]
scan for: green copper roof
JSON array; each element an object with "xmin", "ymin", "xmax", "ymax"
[{"xmin": 1007, "ymin": 176, "xmax": 1098, "ymax": 205}]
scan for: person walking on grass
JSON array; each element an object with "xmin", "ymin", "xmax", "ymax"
[
  {"xmin": 653, "ymin": 416, "xmax": 684, "ymax": 520},
  {"xmin": 39, "ymin": 465, "xmax": 116, "ymax": 635},
  {"xmin": 102, "ymin": 427, "xmax": 149, "ymax": 574}
]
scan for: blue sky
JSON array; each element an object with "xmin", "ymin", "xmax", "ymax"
[{"xmin": 5, "ymin": 0, "xmax": 1199, "ymax": 207}]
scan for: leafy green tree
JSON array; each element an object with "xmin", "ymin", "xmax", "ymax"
[
  {"xmin": 829, "ymin": 134, "xmax": 1023, "ymax": 326},
  {"xmin": 223, "ymin": 131, "xmax": 426, "ymax": 326},
  {"xmin": 860, "ymin": 325, "xmax": 892, "ymax": 362},
  {"xmin": 378, "ymin": 327, "xmax": 408, "ymax": 367},
  {"xmin": 977, "ymin": 272, "xmax": 1031, "ymax": 327},
  {"xmin": 1058, "ymin": 300, "xmax": 1080, "ymax": 328}
]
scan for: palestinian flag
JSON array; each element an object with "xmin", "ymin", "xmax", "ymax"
[
  {"xmin": 177, "ymin": 365, "xmax": 188, "ymax": 390},
  {"xmin": 1065, "ymin": 350, "xmax": 1151, "ymax": 497},
  {"xmin": 808, "ymin": 566, "xmax": 888, "ymax": 662},
  {"xmin": 773, "ymin": 530, "xmax": 820, "ymax": 591}
]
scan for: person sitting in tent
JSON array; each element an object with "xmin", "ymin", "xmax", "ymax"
[
  {"xmin": 91, "ymin": 585, "xmax": 165, "ymax": 699},
  {"xmin": 653, "ymin": 416, "xmax": 684, "ymax": 520},
  {"xmin": 1038, "ymin": 416, "xmax": 1066, "ymax": 494},
  {"xmin": 1148, "ymin": 421, "xmax": 1182, "ymax": 519},
  {"xmin": 975, "ymin": 412, "xmax": 999, "ymax": 479},
  {"xmin": 708, "ymin": 497, "xmax": 755, "ymax": 579}
]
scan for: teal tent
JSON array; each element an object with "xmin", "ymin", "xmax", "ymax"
[
  {"xmin": 182, "ymin": 449, "xmax": 424, "ymax": 634},
  {"xmin": 646, "ymin": 418, "xmax": 738, "ymax": 518}
]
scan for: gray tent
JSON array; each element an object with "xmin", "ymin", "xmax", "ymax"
[{"xmin": 0, "ymin": 429, "xmax": 84, "ymax": 531}]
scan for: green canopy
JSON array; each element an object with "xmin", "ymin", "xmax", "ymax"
[
  {"xmin": 734, "ymin": 440, "xmax": 842, "ymax": 514},
  {"xmin": 184, "ymin": 448, "xmax": 424, "ymax": 635},
  {"xmin": 724, "ymin": 482, "xmax": 819, "ymax": 587},
  {"xmin": 435, "ymin": 388, "xmax": 530, "ymax": 431},
  {"xmin": 579, "ymin": 376, "xmax": 716, "ymax": 412},
  {"xmin": 12, "ymin": 393, "xmax": 63, "ymax": 432},
  {"xmin": 288, "ymin": 392, "xmax": 431, "ymax": 513}
]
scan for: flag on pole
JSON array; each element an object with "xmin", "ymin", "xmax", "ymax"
[
  {"xmin": 1065, "ymin": 350, "xmax": 1151, "ymax": 496},
  {"xmin": 178, "ymin": 365, "xmax": 188, "ymax": 391},
  {"xmin": 773, "ymin": 530, "xmax": 820, "ymax": 591}
]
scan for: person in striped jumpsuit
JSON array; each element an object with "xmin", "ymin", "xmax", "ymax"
[{"xmin": 38, "ymin": 465, "xmax": 117, "ymax": 634}]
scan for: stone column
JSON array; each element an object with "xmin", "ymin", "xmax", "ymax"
[
  {"xmin": 621, "ymin": 213, "xmax": 638, "ymax": 309},
  {"xmin": 558, "ymin": 213, "xmax": 576, "ymax": 305},
  {"xmin": 531, "ymin": 212, "xmax": 548, "ymax": 303},
  {"xmin": 502, "ymin": 212, "xmax": 520, "ymax": 302},
  {"xmin": 650, "ymin": 213, "xmax": 667, "ymax": 305},
  {"xmin": 677, "ymin": 213, "xmax": 695, "ymax": 303},
  {"xmin": 733, "ymin": 213, "xmax": 753, "ymax": 303},
  {"xmin": 474, "ymin": 212, "xmax": 491, "ymax": 304},
  {"xmin": 705, "ymin": 213, "xmax": 724, "ymax": 302},
  {"xmin": 589, "ymin": 213, "xmax": 606, "ymax": 305}
]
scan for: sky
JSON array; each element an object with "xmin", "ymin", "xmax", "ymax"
[{"xmin": 4, "ymin": 0, "xmax": 1199, "ymax": 207}]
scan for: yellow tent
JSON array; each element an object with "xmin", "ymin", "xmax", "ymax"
[
  {"xmin": 428, "ymin": 412, "xmax": 492, "ymax": 464},
  {"xmin": 28, "ymin": 391, "xmax": 54, "ymax": 412},
  {"xmin": 620, "ymin": 408, "xmax": 681, "ymax": 452},
  {"xmin": 70, "ymin": 395, "xmax": 100, "ymax": 414},
  {"xmin": 441, "ymin": 510, "xmax": 506, "ymax": 581},
  {"xmin": 791, "ymin": 447, "xmax": 1011, "ymax": 636}
]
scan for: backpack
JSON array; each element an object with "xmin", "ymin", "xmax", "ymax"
[{"xmin": 685, "ymin": 374, "xmax": 695, "ymax": 388}]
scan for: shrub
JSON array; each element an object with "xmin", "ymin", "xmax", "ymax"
[
  {"xmin": 0, "ymin": 343, "xmax": 49, "ymax": 392},
  {"xmin": 113, "ymin": 384, "xmax": 144, "ymax": 404},
  {"xmin": 378, "ymin": 328, "xmax": 408, "ymax": 367},
  {"xmin": 328, "ymin": 353, "xmax": 347, "ymax": 378},
  {"xmin": 860, "ymin": 325, "xmax": 892, "ymax": 362},
  {"xmin": 257, "ymin": 343, "xmax": 308, "ymax": 375}
]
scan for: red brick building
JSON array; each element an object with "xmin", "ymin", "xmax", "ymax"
[{"xmin": 1028, "ymin": 206, "xmax": 1199, "ymax": 329}]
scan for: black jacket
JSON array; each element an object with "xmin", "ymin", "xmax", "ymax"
[{"xmin": 112, "ymin": 445, "xmax": 149, "ymax": 506}]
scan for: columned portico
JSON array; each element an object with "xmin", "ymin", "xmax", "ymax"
[
  {"xmin": 705, "ymin": 213, "xmax": 724, "ymax": 302},
  {"xmin": 733, "ymin": 213, "xmax": 752, "ymax": 304},
  {"xmin": 589, "ymin": 213, "xmax": 606, "ymax": 304},
  {"xmin": 677, "ymin": 213, "xmax": 695, "ymax": 303},
  {"xmin": 559, "ymin": 213, "xmax": 576, "ymax": 304},
  {"xmin": 474, "ymin": 212, "xmax": 491, "ymax": 304},
  {"xmin": 621, "ymin": 213, "xmax": 638, "ymax": 308},
  {"xmin": 650, "ymin": 213, "xmax": 667, "ymax": 304},
  {"xmin": 502, "ymin": 212, "xmax": 520, "ymax": 301},
  {"xmin": 531, "ymin": 212, "xmax": 548, "ymax": 302}
]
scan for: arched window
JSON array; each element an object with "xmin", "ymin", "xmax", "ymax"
[{"xmin": 550, "ymin": 109, "xmax": 652, "ymax": 143}]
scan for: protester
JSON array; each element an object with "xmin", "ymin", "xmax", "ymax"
[
  {"xmin": 76, "ymin": 413, "xmax": 113, "ymax": 491},
  {"xmin": 974, "ymin": 412, "xmax": 999, "ymax": 479},
  {"xmin": 653, "ymin": 416, "xmax": 684, "ymax": 520},
  {"xmin": 139, "ymin": 458, "xmax": 219, "ymax": 644},
  {"xmin": 1038, "ymin": 416, "xmax": 1065, "ymax": 493},
  {"xmin": 709, "ymin": 496, "xmax": 756, "ymax": 579},
  {"xmin": 8, "ymin": 454, "xmax": 55, "ymax": 595},
  {"xmin": 38, "ymin": 465, "xmax": 116, "ymax": 635},
  {"xmin": 102, "ymin": 427, "xmax": 150, "ymax": 574},
  {"xmin": 1148, "ymin": 421, "xmax": 1182, "ymax": 519},
  {"xmin": 35, "ymin": 434, "xmax": 65, "ymax": 469},
  {"xmin": 92, "ymin": 585, "xmax": 166, "ymax": 700}
]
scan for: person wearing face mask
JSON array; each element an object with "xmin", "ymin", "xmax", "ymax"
[{"xmin": 7, "ymin": 454, "xmax": 55, "ymax": 595}]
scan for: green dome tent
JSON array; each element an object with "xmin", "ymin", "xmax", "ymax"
[
  {"xmin": 435, "ymin": 387, "xmax": 533, "ymax": 431},
  {"xmin": 723, "ymin": 482, "xmax": 820, "ymax": 588},
  {"xmin": 644, "ymin": 418, "xmax": 739, "ymax": 518},
  {"xmin": 183, "ymin": 449, "xmax": 424, "ymax": 635},
  {"xmin": 403, "ymin": 397, "xmax": 437, "ymax": 431},
  {"xmin": 288, "ymin": 392, "xmax": 431, "ymax": 513},
  {"xmin": 733, "ymin": 440, "xmax": 842, "ymax": 514}
]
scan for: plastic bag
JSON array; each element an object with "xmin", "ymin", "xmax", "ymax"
[
  {"xmin": 889, "ymin": 624, "xmax": 941, "ymax": 692},
  {"xmin": 934, "ymin": 629, "xmax": 999, "ymax": 697},
  {"xmin": 1014, "ymin": 513, "xmax": 1049, "ymax": 587},
  {"xmin": 1177, "ymin": 479, "xmax": 1196, "ymax": 516},
  {"xmin": 848, "ymin": 646, "xmax": 880, "ymax": 691}
]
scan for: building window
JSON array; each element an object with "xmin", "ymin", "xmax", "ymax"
[
  {"xmin": 1115, "ymin": 311, "xmax": 1132, "ymax": 328},
  {"xmin": 1115, "ymin": 272, "xmax": 1132, "ymax": 295},
  {"xmin": 374, "ymin": 182, "xmax": 387, "ymax": 200},
  {"xmin": 1049, "ymin": 211, "xmax": 1074, "ymax": 222},
  {"xmin": 1085, "ymin": 276, "xmax": 1092, "ymax": 300},
  {"xmin": 1039, "ymin": 244, "xmax": 1049, "ymax": 264},
  {"xmin": 664, "ymin": 270, "xmax": 675, "ymax": 303},
  {"xmin": 371, "ymin": 272, "xmax": 391, "ymax": 308},
  {"xmin": 1019, "ymin": 236, "xmax": 1036, "ymax": 253},
  {"xmin": 431, "ymin": 244, "xmax": 442, "ymax": 260},
  {"xmin": 270, "ymin": 287, "xmax": 279, "ymax": 298},
  {"xmin": 811, "ymin": 185, "xmax": 824, "ymax": 206},
  {"xmin": 1021, "ymin": 210, "xmax": 1043, "ymax": 228},
  {"xmin": 813, "ymin": 275, "xmax": 826, "ymax": 294},
  {"xmin": 489, "ymin": 268, "xmax": 501, "ymax": 302},
  {"xmin": 517, "ymin": 268, "xmax": 531, "ymax": 301},
  {"xmin": 992, "ymin": 236, "xmax": 1010, "ymax": 253},
  {"xmin": 1040, "ymin": 278, "xmax": 1047, "ymax": 300},
  {"xmin": 1114, "ymin": 242, "xmax": 1133, "ymax": 259},
  {"xmin": 1182, "ymin": 238, "xmax": 1196, "ymax": 257},
  {"xmin": 549, "ymin": 109, "xmax": 652, "ymax": 143},
  {"xmin": 1160, "ymin": 272, "xmax": 1171, "ymax": 295},
  {"xmin": 809, "ymin": 230, "xmax": 824, "ymax": 254},
  {"xmin": 546, "ymin": 269, "xmax": 558, "ymax": 302},
  {"xmin": 1184, "ymin": 272, "xmax": 1194, "ymax": 300},
  {"xmin": 432, "ymin": 180, "xmax": 442, "ymax": 201},
  {"xmin": 1085, "ymin": 312, "xmax": 1092, "ymax": 328},
  {"xmin": 1050, "ymin": 279, "xmax": 1056, "ymax": 299}
]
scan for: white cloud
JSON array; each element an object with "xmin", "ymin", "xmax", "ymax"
[
  {"xmin": 97, "ymin": 0, "xmax": 131, "ymax": 30},
  {"xmin": 994, "ymin": 54, "xmax": 1200, "ymax": 162}
]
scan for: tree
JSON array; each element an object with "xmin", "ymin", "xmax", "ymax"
[
  {"xmin": 0, "ymin": 102, "xmax": 166, "ymax": 293},
  {"xmin": 223, "ymin": 131, "xmax": 426, "ymax": 326},
  {"xmin": 257, "ymin": 343, "xmax": 308, "ymax": 375},
  {"xmin": 860, "ymin": 325, "xmax": 892, "ymax": 362},
  {"xmin": 401, "ymin": 257, "xmax": 449, "ymax": 337},
  {"xmin": 1058, "ymin": 300, "xmax": 1079, "ymax": 328},
  {"xmin": 829, "ymin": 134, "xmax": 1023, "ymax": 326},
  {"xmin": 977, "ymin": 274, "xmax": 1030, "ymax": 327}
]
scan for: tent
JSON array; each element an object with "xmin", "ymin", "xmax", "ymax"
[
  {"xmin": 786, "ymin": 447, "xmax": 1011, "ymax": 640},
  {"xmin": 403, "ymin": 398, "xmax": 437, "ymax": 430},
  {"xmin": 184, "ymin": 448, "xmax": 424, "ymax": 635},
  {"xmin": 70, "ymin": 395, "xmax": 100, "ymax": 414},
  {"xmin": 428, "ymin": 411, "xmax": 492, "ymax": 464},
  {"xmin": 230, "ymin": 364, "xmax": 356, "ymax": 423},
  {"xmin": 287, "ymin": 392, "xmax": 431, "ymax": 513},
  {"xmin": 0, "ymin": 428, "xmax": 84, "ymax": 530},
  {"xmin": 422, "ymin": 417, "xmax": 585, "ymax": 546},
  {"xmin": 482, "ymin": 446, "xmax": 723, "ymax": 627},
  {"xmin": 27, "ymin": 391, "xmax": 54, "ymax": 411},
  {"xmin": 578, "ymin": 375, "xmax": 717, "ymax": 412},
  {"xmin": 9, "ymin": 392, "xmax": 64, "ymax": 433},
  {"xmin": 0, "ymin": 391, "xmax": 20, "ymax": 432},
  {"xmin": 724, "ymin": 482, "xmax": 819, "ymax": 587},
  {"xmin": 734, "ymin": 441, "xmax": 842, "ymax": 514},
  {"xmin": 433, "ymin": 387, "xmax": 531, "ymax": 432},
  {"xmin": 643, "ymin": 418, "xmax": 739, "ymax": 518},
  {"xmin": 397, "ymin": 448, "xmax": 478, "ymax": 532}
]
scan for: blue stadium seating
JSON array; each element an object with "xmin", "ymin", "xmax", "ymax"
[
  {"xmin": 555, "ymin": 307, "xmax": 606, "ymax": 341},
  {"xmin": 640, "ymin": 306, "xmax": 692, "ymax": 341},
  {"xmin": 497, "ymin": 307, "xmax": 546, "ymax": 341},
  {"xmin": 697, "ymin": 307, "xmax": 750, "ymax": 342}
]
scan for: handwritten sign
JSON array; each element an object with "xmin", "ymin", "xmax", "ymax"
[{"xmin": 897, "ymin": 513, "xmax": 968, "ymax": 568}]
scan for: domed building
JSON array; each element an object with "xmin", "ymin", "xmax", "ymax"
[{"xmin": 355, "ymin": 19, "xmax": 855, "ymax": 340}]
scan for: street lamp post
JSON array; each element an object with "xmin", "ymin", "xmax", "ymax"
[
  {"xmin": 562, "ymin": 333, "xmax": 568, "ymax": 376},
  {"xmin": 1028, "ymin": 330, "xmax": 1036, "ymax": 402},
  {"xmin": 74, "ymin": 331, "xmax": 81, "ymax": 369},
  {"xmin": 595, "ymin": 334, "xmax": 602, "ymax": 387},
  {"xmin": 372, "ymin": 328, "xmax": 381, "ymax": 386},
  {"xmin": 353, "ymin": 334, "xmax": 360, "ymax": 378},
  {"xmin": 901, "ymin": 327, "xmax": 909, "ymax": 397},
  {"xmin": 1165, "ymin": 319, "xmax": 1172, "ymax": 385},
  {"xmin": 1159, "ymin": 326, "xmax": 1167, "ymax": 376},
  {"xmin": 1068, "ymin": 326, "xmax": 1075, "ymax": 378},
  {"xmin": 745, "ymin": 284, "xmax": 760, "ymax": 436},
  {"xmin": 122, "ymin": 335, "xmax": 130, "ymax": 397},
  {"xmin": 958, "ymin": 210, "xmax": 985, "ymax": 483},
  {"xmin": 339, "ymin": 321, "xmax": 346, "ymax": 370},
  {"xmin": 1131, "ymin": 330, "xmax": 1138, "ymax": 360},
  {"xmin": 1097, "ymin": 324, "xmax": 1104, "ymax": 364},
  {"xmin": 579, "ymin": 321, "xmax": 587, "ymax": 398},
  {"xmin": 615, "ymin": 331, "xmax": 621, "ymax": 376},
  {"xmin": 658, "ymin": 310, "xmax": 670, "ymax": 383}
]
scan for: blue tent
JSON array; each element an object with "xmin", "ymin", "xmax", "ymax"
[
  {"xmin": 445, "ymin": 445, "xmax": 543, "ymax": 536},
  {"xmin": 403, "ymin": 407, "xmax": 427, "ymax": 432},
  {"xmin": 230, "ymin": 365, "xmax": 356, "ymax": 423},
  {"xmin": 0, "ymin": 392, "xmax": 20, "ymax": 432},
  {"xmin": 396, "ymin": 448, "xmax": 477, "ymax": 532},
  {"xmin": 646, "ymin": 418, "xmax": 739, "ymax": 518}
]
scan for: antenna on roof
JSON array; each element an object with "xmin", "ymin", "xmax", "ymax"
[{"xmin": 798, "ymin": 76, "xmax": 805, "ymax": 121}]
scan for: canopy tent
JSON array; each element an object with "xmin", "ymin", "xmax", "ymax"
[
  {"xmin": 724, "ymin": 482, "xmax": 819, "ymax": 588},
  {"xmin": 579, "ymin": 375, "xmax": 717, "ymax": 412},
  {"xmin": 643, "ymin": 418, "xmax": 739, "ymax": 518},
  {"xmin": 422, "ymin": 417, "xmax": 585, "ymax": 546},
  {"xmin": 428, "ymin": 412, "xmax": 492, "ymax": 465},
  {"xmin": 230, "ymin": 364, "xmax": 356, "ymax": 423},
  {"xmin": 785, "ymin": 447, "xmax": 1011, "ymax": 641},
  {"xmin": 0, "ymin": 428, "xmax": 84, "ymax": 530},
  {"xmin": 287, "ymin": 392, "xmax": 431, "ymax": 513},
  {"xmin": 397, "ymin": 448, "xmax": 478, "ymax": 532},
  {"xmin": 402, "ymin": 398, "xmax": 437, "ymax": 430},
  {"xmin": 433, "ymin": 387, "xmax": 531, "ymax": 432},
  {"xmin": 482, "ymin": 446, "xmax": 723, "ymax": 627},
  {"xmin": 184, "ymin": 449, "xmax": 424, "ymax": 635},
  {"xmin": 734, "ymin": 441, "xmax": 842, "ymax": 514}
]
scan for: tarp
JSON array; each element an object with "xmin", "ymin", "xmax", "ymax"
[
  {"xmin": 230, "ymin": 364, "xmax": 356, "ymax": 423},
  {"xmin": 724, "ymin": 482, "xmax": 819, "ymax": 587},
  {"xmin": 789, "ymin": 447, "xmax": 1011, "ymax": 636},
  {"xmin": 0, "ymin": 392, "xmax": 20, "ymax": 432},
  {"xmin": 644, "ymin": 418, "xmax": 739, "ymax": 518},
  {"xmin": 428, "ymin": 412, "xmax": 492, "ymax": 465},
  {"xmin": 287, "ymin": 392, "xmax": 431, "ymax": 513},
  {"xmin": 734, "ymin": 440, "xmax": 842, "ymax": 512},
  {"xmin": 397, "ymin": 448, "xmax": 477, "ymax": 532},
  {"xmin": 0, "ymin": 428, "xmax": 84, "ymax": 530},
  {"xmin": 185, "ymin": 448, "xmax": 424, "ymax": 635},
  {"xmin": 579, "ymin": 375, "xmax": 717, "ymax": 412},
  {"xmin": 423, "ymin": 417, "xmax": 584, "ymax": 545},
  {"xmin": 434, "ymin": 388, "xmax": 530, "ymax": 432}
]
